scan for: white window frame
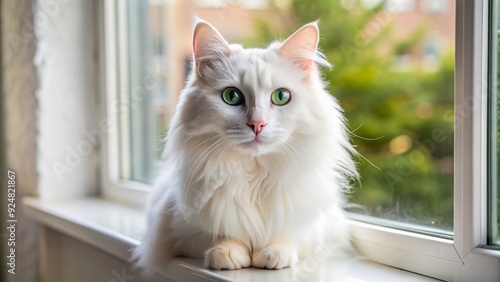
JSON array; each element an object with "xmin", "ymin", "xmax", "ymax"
[
  {"xmin": 99, "ymin": 0, "xmax": 500, "ymax": 280},
  {"xmin": 100, "ymin": 0, "xmax": 151, "ymax": 207}
]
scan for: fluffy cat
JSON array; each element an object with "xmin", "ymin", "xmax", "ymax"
[{"xmin": 134, "ymin": 19, "xmax": 358, "ymax": 273}]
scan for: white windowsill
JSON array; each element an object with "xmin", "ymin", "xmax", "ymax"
[{"xmin": 23, "ymin": 197, "xmax": 440, "ymax": 282}]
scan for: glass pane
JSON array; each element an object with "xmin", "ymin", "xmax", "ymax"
[
  {"xmin": 489, "ymin": 0, "xmax": 500, "ymax": 247},
  {"xmin": 116, "ymin": 1, "xmax": 171, "ymax": 183},
  {"xmin": 324, "ymin": 0, "xmax": 455, "ymax": 235}
]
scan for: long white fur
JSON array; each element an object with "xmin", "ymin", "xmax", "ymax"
[{"xmin": 133, "ymin": 19, "xmax": 358, "ymax": 273}]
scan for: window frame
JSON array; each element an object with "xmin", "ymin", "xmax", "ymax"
[
  {"xmin": 99, "ymin": 0, "xmax": 500, "ymax": 280},
  {"xmin": 100, "ymin": 0, "xmax": 150, "ymax": 207},
  {"xmin": 488, "ymin": 0, "xmax": 499, "ymax": 247}
]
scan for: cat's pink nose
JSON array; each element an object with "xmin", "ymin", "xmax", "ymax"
[{"xmin": 247, "ymin": 120, "xmax": 267, "ymax": 136}]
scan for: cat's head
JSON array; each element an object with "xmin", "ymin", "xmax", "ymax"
[{"xmin": 178, "ymin": 19, "xmax": 334, "ymax": 156}]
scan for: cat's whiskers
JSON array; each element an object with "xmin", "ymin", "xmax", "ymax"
[
  {"xmin": 183, "ymin": 140, "xmax": 229, "ymax": 213},
  {"xmin": 286, "ymin": 137, "xmax": 336, "ymax": 183},
  {"xmin": 212, "ymin": 137, "xmax": 240, "ymax": 175},
  {"xmin": 185, "ymin": 135, "xmax": 221, "ymax": 156},
  {"xmin": 192, "ymin": 139, "xmax": 233, "ymax": 184},
  {"xmin": 280, "ymin": 143, "xmax": 298, "ymax": 170},
  {"xmin": 186, "ymin": 138, "xmax": 229, "ymax": 191},
  {"xmin": 194, "ymin": 142, "xmax": 235, "ymax": 221},
  {"xmin": 198, "ymin": 138, "xmax": 234, "ymax": 190},
  {"xmin": 290, "ymin": 136, "xmax": 360, "ymax": 191},
  {"xmin": 278, "ymin": 146, "xmax": 292, "ymax": 170},
  {"xmin": 348, "ymin": 123, "xmax": 382, "ymax": 170},
  {"xmin": 184, "ymin": 138, "xmax": 230, "ymax": 200}
]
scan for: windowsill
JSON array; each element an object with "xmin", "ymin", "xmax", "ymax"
[{"xmin": 23, "ymin": 197, "xmax": 440, "ymax": 282}]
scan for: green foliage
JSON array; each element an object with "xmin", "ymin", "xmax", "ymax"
[{"xmin": 259, "ymin": 0, "xmax": 456, "ymax": 232}]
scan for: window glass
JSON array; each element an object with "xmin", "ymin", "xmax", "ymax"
[
  {"xmin": 305, "ymin": 0, "xmax": 455, "ymax": 235},
  {"xmin": 116, "ymin": 1, "xmax": 170, "ymax": 183}
]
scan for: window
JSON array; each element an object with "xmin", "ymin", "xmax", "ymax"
[{"xmin": 101, "ymin": 0, "xmax": 500, "ymax": 280}]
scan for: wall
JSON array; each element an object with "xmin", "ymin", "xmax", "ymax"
[
  {"xmin": 1, "ymin": 0, "xmax": 40, "ymax": 281},
  {"xmin": 35, "ymin": 0, "xmax": 99, "ymax": 201},
  {"xmin": 1, "ymin": 0, "xmax": 101, "ymax": 281}
]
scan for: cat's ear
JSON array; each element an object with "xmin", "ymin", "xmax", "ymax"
[
  {"xmin": 279, "ymin": 22, "xmax": 324, "ymax": 75},
  {"xmin": 192, "ymin": 19, "xmax": 231, "ymax": 79}
]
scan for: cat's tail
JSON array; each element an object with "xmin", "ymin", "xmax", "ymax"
[
  {"xmin": 130, "ymin": 204, "xmax": 178, "ymax": 276},
  {"xmin": 131, "ymin": 227, "xmax": 176, "ymax": 276}
]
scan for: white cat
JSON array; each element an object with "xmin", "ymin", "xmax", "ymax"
[{"xmin": 134, "ymin": 19, "xmax": 358, "ymax": 273}]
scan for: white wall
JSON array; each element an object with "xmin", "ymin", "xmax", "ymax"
[{"xmin": 35, "ymin": 0, "xmax": 99, "ymax": 201}]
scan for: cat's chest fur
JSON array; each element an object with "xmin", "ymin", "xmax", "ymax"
[{"xmin": 191, "ymin": 152, "xmax": 338, "ymax": 249}]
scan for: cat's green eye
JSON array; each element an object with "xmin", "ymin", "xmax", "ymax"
[
  {"xmin": 271, "ymin": 88, "xmax": 291, "ymax": 106},
  {"xmin": 222, "ymin": 87, "xmax": 244, "ymax": 106}
]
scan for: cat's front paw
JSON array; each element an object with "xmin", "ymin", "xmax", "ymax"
[
  {"xmin": 204, "ymin": 240, "xmax": 251, "ymax": 270},
  {"xmin": 252, "ymin": 244, "xmax": 298, "ymax": 269}
]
